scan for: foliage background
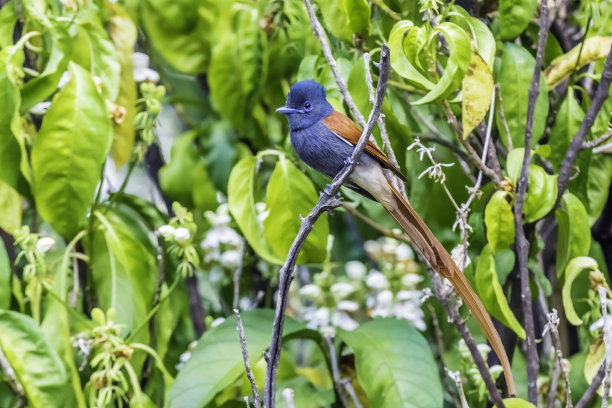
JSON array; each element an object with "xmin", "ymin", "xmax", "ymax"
[{"xmin": 0, "ymin": 0, "xmax": 612, "ymax": 407}]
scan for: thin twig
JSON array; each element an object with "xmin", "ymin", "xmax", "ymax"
[
  {"xmin": 542, "ymin": 309, "xmax": 572, "ymax": 408},
  {"xmin": 364, "ymin": 52, "xmax": 406, "ymax": 196},
  {"xmin": 68, "ymin": 245, "xmax": 79, "ymax": 307},
  {"xmin": 371, "ymin": 0, "xmax": 401, "ymax": 21},
  {"xmin": 495, "ymin": 84, "xmax": 513, "ymax": 150},
  {"xmin": 557, "ymin": 42, "xmax": 612, "ymax": 205},
  {"xmin": 342, "ymin": 203, "xmax": 411, "ymax": 244},
  {"xmin": 514, "ymin": 0, "xmax": 549, "ymax": 402},
  {"xmin": 600, "ymin": 286, "xmax": 612, "ymax": 407},
  {"xmin": 427, "ymin": 271, "xmax": 505, "ymax": 407},
  {"xmin": 583, "ymin": 129, "xmax": 612, "ymax": 150},
  {"xmin": 262, "ymin": 43, "xmax": 391, "ymax": 408},
  {"xmin": 233, "ymin": 241, "xmax": 247, "ymax": 310},
  {"xmin": 574, "ymin": 362, "xmax": 606, "ymax": 408},
  {"xmin": 235, "ymin": 309, "xmax": 261, "ymax": 408},
  {"xmin": 304, "ymin": 0, "xmax": 366, "ymax": 129},
  {"xmin": 594, "ymin": 142, "xmax": 612, "ymax": 154},
  {"xmin": 446, "ymin": 369, "xmax": 470, "ymax": 408},
  {"xmin": 324, "ymin": 335, "xmax": 353, "ymax": 407}
]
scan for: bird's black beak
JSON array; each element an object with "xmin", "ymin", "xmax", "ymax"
[{"xmin": 276, "ymin": 106, "xmax": 302, "ymax": 114}]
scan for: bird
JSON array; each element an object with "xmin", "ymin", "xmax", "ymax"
[{"xmin": 277, "ymin": 79, "xmax": 516, "ymax": 396}]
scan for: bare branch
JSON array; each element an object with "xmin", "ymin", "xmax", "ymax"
[
  {"xmin": 235, "ymin": 309, "xmax": 261, "ymax": 408},
  {"xmin": 342, "ymin": 203, "xmax": 411, "ymax": 244},
  {"xmin": 303, "ymin": 0, "xmax": 366, "ymax": 129},
  {"xmin": 262, "ymin": 42, "xmax": 391, "ymax": 407},
  {"xmin": 324, "ymin": 335, "xmax": 363, "ymax": 408},
  {"xmin": 574, "ymin": 362, "xmax": 606, "ymax": 408},
  {"xmin": 371, "ymin": 0, "xmax": 401, "ymax": 21},
  {"xmin": 542, "ymin": 309, "xmax": 572, "ymax": 408},
  {"xmin": 513, "ymin": 0, "xmax": 550, "ymax": 401},
  {"xmin": 583, "ymin": 129, "xmax": 612, "ymax": 150},
  {"xmin": 233, "ymin": 240, "xmax": 247, "ymax": 310},
  {"xmin": 557, "ymin": 42, "xmax": 612, "ymax": 204},
  {"xmin": 495, "ymin": 84, "xmax": 513, "ymax": 151},
  {"xmin": 599, "ymin": 287, "xmax": 612, "ymax": 407}
]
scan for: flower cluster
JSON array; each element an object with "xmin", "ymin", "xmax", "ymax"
[
  {"xmin": 457, "ymin": 340, "xmax": 503, "ymax": 403},
  {"xmin": 158, "ymin": 202, "xmax": 199, "ymax": 277},
  {"xmin": 296, "ymin": 235, "xmax": 426, "ymax": 334},
  {"xmin": 200, "ymin": 203, "xmax": 243, "ymax": 269}
]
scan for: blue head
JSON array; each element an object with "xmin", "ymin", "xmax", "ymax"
[{"xmin": 276, "ymin": 80, "xmax": 334, "ymax": 131}]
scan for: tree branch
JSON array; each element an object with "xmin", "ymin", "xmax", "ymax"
[
  {"xmin": 262, "ymin": 42, "xmax": 391, "ymax": 408},
  {"xmin": 235, "ymin": 309, "xmax": 261, "ymax": 408},
  {"xmin": 556, "ymin": 42, "xmax": 612, "ymax": 205},
  {"xmin": 574, "ymin": 361, "xmax": 605, "ymax": 408},
  {"xmin": 513, "ymin": 0, "xmax": 549, "ymax": 402}
]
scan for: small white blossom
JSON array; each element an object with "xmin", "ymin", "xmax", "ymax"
[
  {"xmin": 214, "ymin": 213, "xmax": 232, "ymax": 226},
  {"xmin": 396, "ymin": 243, "xmax": 414, "ymax": 261},
  {"xmin": 345, "ymin": 260, "xmax": 366, "ymax": 280},
  {"xmin": 363, "ymin": 240, "xmax": 381, "ymax": 256},
  {"xmin": 304, "ymin": 307, "xmax": 330, "ymax": 329},
  {"xmin": 299, "ymin": 284, "xmax": 322, "ymax": 300},
  {"xmin": 337, "ymin": 300, "xmax": 359, "ymax": 312},
  {"xmin": 36, "ymin": 237, "xmax": 55, "ymax": 253},
  {"xmin": 331, "ymin": 311, "xmax": 359, "ymax": 331},
  {"xmin": 158, "ymin": 225, "xmax": 175, "ymax": 237},
  {"xmin": 396, "ymin": 290, "xmax": 421, "ymax": 302},
  {"xmin": 173, "ymin": 227, "xmax": 191, "ymax": 244},
  {"xmin": 401, "ymin": 273, "xmax": 424, "ymax": 288},
  {"xmin": 220, "ymin": 250, "xmax": 241, "ymax": 268},
  {"xmin": 366, "ymin": 271, "xmax": 389, "ymax": 289},
  {"xmin": 30, "ymin": 101, "xmax": 52, "ymax": 115},
  {"xmin": 132, "ymin": 52, "xmax": 160, "ymax": 82},
  {"xmin": 210, "ymin": 317, "xmax": 225, "ymax": 328},
  {"xmin": 330, "ymin": 282, "xmax": 355, "ymax": 300},
  {"xmin": 371, "ymin": 290, "xmax": 394, "ymax": 317}
]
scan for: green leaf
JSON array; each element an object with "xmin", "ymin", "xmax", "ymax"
[
  {"xmin": 476, "ymin": 245, "xmax": 525, "ymax": 339},
  {"xmin": 555, "ymin": 192, "xmax": 591, "ymax": 279},
  {"xmin": 451, "ymin": 8, "xmax": 496, "ymax": 69},
  {"xmin": 228, "ymin": 156, "xmax": 283, "ymax": 264},
  {"xmin": 317, "ymin": 0, "xmax": 352, "ymax": 41},
  {"xmin": 141, "ymin": 0, "xmax": 213, "ymax": 74},
  {"xmin": 336, "ymin": 318, "xmax": 442, "ymax": 408},
  {"xmin": 504, "ymin": 398, "xmax": 536, "ymax": 408},
  {"xmin": 344, "ymin": 0, "xmax": 371, "ymax": 35},
  {"xmin": 276, "ymin": 377, "xmax": 335, "ymax": 408},
  {"xmin": 264, "ymin": 156, "xmax": 329, "ymax": 264},
  {"xmin": 562, "ymin": 257, "xmax": 599, "ymax": 325},
  {"xmin": 0, "ymin": 240, "xmax": 10, "ymax": 309},
  {"xmin": 484, "ymin": 190, "xmax": 515, "ymax": 253},
  {"xmin": 388, "ymin": 21, "xmax": 434, "ymax": 88},
  {"xmin": 106, "ymin": 2, "xmax": 137, "ymax": 168},
  {"xmin": 413, "ymin": 22, "xmax": 472, "ymax": 105},
  {"xmin": 0, "ymin": 310, "xmax": 70, "ymax": 407},
  {"xmin": 549, "ymin": 90, "xmax": 584, "ymax": 171},
  {"xmin": 496, "ymin": 43, "xmax": 549, "ymax": 148},
  {"xmin": 499, "ymin": 0, "xmax": 538, "ymax": 40},
  {"xmin": 0, "ymin": 1, "xmax": 17, "ymax": 48},
  {"xmin": 0, "ymin": 178, "xmax": 22, "ymax": 234},
  {"xmin": 90, "ymin": 210, "xmax": 157, "ymax": 338},
  {"xmin": 31, "ymin": 63, "xmax": 112, "ymax": 238},
  {"xmin": 462, "ymin": 50, "xmax": 493, "ymax": 138},
  {"xmin": 523, "ymin": 165, "xmax": 557, "ymax": 223},
  {"xmin": 167, "ymin": 309, "xmax": 308, "ymax": 408}
]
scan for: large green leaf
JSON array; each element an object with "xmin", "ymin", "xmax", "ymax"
[
  {"xmin": 388, "ymin": 20, "xmax": 434, "ymax": 88},
  {"xmin": 450, "ymin": 7, "xmax": 496, "ymax": 69},
  {"xmin": 106, "ymin": 2, "xmax": 137, "ymax": 168},
  {"xmin": 499, "ymin": 0, "xmax": 538, "ymax": 40},
  {"xmin": 167, "ymin": 309, "xmax": 307, "ymax": 408},
  {"xmin": 337, "ymin": 318, "xmax": 442, "ymax": 408},
  {"xmin": 0, "ymin": 310, "xmax": 70, "ymax": 408},
  {"xmin": 562, "ymin": 257, "xmax": 599, "ymax": 325},
  {"xmin": 413, "ymin": 22, "xmax": 472, "ymax": 105},
  {"xmin": 555, "ymin": 192, "xmax": 591, "ymax": 279},
  {"xmin": 31, "ymin": 63, "xmax": 112, "ymax": 238},
  {"xmin": 476, "ymin": 245, "xmax": 525, "ymax": 339},
  {"xmin": 0, "ymin": 1, "xmax": 17, "ymax": 48},
  {"xmin": 264, "ymin": 156, "xmax": 329, "ymax": 264},
  {"xmin": 484, "ymin": 190, "xmax": 515, "ymax": 253},
  {"xmin": 228, "ymin": 156, "xmax": 282, "ymax": 264},
  {"xmin": 0, "ymin": 178, "xmax": 21, "ymax": 234},
  {"xmin": 549, "ymin": 91, "xmax": 584, "ymax": 171},
  {"xmin": 0, "ymin": 240, "xmax": 10, "ymax": 309},
  {"xmin": 496, "ymin": 43, "xmax": 549, "ymax": 148},
  {"xmin": 523, "ymin": 165, "xmax": 557, "ymax": 223},
  {"xmin": 344, "ymin": 0, "xmax": 371, "ymax": 35},
  {"xmin": 317, "ymin": 0, "xmax": 352, "ymax": 41}
]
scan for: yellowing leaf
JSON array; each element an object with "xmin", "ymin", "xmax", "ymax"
[
  {"xmin": 585, "ymin": 339, "xmax": 606, "ymax": 396},
  {"xmin": 462, "ymin": 51, "xmax": 493, "ymax": 138},
  {"xmin": 0, "ymin": 177, "xmax": 21, "ymax": 233},
  {"xmin": 545, "ymin": 36, "xmax": 612, "ymax": 88},
  {"xmin": 503, "ymin": 398, "xmax": 536, "ymax": 408},
  {"xmin": 562, "ymin": 256, "xmax": 599, "ymax": 325}
]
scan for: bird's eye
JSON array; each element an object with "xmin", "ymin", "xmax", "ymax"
[{"xmin": 303, "ymin": 101, "xmax": 312, "ymax": 112}]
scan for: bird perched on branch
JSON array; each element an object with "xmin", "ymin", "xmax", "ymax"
[{"xmin": 277, "ymin": 79, "xmax": 516, "ymax": 396}]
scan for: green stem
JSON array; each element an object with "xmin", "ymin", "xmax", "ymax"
[{"xmin": 110, "ymin": 161, "xmax": 138, "ymax": 206}]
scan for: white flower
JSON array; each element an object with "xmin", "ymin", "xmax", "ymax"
[
  {"xmin": 58, "ymin": 71, "xmax": 71, "ymax": 88},
  {"xmin": 30, "ymin": 101, "xmax": 52, "ymax": 115},
  {"xmin": 345, "ymin": 260, "xmax": 366, "ymax": 280},
  {"xmin": 158, "ymin": 225, "xmax": 175, "ymax": 238},
  {"xmin": 304, "ymin": 307, "xmax": 330, "ymax": 329},
  {"xmin": 299, "ymin": 284, "xmax": 322, "ymax": 300},
  {"xmin": 281, "ymin": 388, "xmax": 295, "ymax": 404},
  {"xmin": 396, "ymin": 290, "xmax": 421, "ymax": 302},
  {"xmin": 214, "ymin": 213, "xmax": 232, "ymax": 226},
  {"xmin": 220, "ymin": 250, "xmax": 241, "ymax": 268},
  {"xmin": 401, "ymin": 273, "xmax": 424, "ymax": 288},
  {"xmin": 366, "ymin": 271, "xmax": 389, "ymax": 289},
  {"xmin": 363, "ymin": 240, "xmax": 381, "ymax": 256},
  {"xmin": 337, "ymin": 300, "xmax": 359, "ymax": 312},
  {"xmin": 396, "ymin": 243, "xmax": 414, "ymax": 261},
  {"xmin": 132, "ymin": 52, "xmax": 160, "ymax": 82},
  {"xmin": 331, "ymin": 311, "xmax": 359, "ymax": 331},
  {"xmin": 36, "ymin": 237, "xmax": 55, "ymax": 253},
  {"xmin": 371, "ymin": 290, "xmax": 394, "ymax": 318},
  {"xmin": 330, "ymin": 282, "xmax": 355, "ymax": 300},
  {"xmin": 255, "ymin": 202, "xmax": 267, "ymax": 213},
  {"xmin": 173, "ymin": 227, "xmax": 191, "ymax": 244},
  {"xmin": 210, "ymin": 317, "xmax": 225, "ymax": 328},
  {"xmin": 381, "ymin": 238, "xmax": 397, "ymax": 255}
]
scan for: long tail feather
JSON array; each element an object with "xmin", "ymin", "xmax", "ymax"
[{"xmin": 383, "ymin": 182, "xmax": 516, "ymax": 396}]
